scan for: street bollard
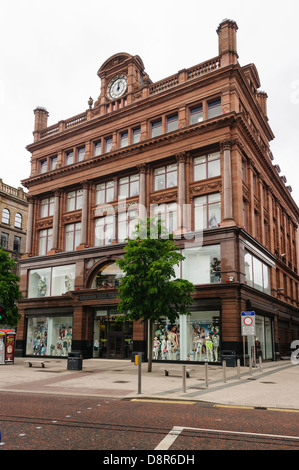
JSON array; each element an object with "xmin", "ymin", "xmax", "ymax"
[
  {"xmin": 259, "ymin": 356, "xmax": 263, "ymax": 371},
  {"xmin": 249, "ymin": 356, "xmax": 252, "ymax": 376},
  {"xmin": 205, "ymin": 363, "xmax": 208, "ymax": 388},
  {"xmin": 182, "ymin": 365, "xmax": 186, "ymax": 393},
  {"xmin": 237, "ymin": 358, "xmax": 241, "ymax": 379},
  {"xmin": 135, "ymin": 353, "xmax": 142, "ymax": 394},
  {"xmin": 223, "ymin": 360, "xmax": 226, "ymax": 383}
]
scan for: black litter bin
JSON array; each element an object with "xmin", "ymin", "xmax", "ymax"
[
  {"xmin": 67, "ymin": 351, "xmax": 83, "ymax": 370},
  {"xmin": 221, "ymin": 350, "xmax": 237, "ymax": 367}
]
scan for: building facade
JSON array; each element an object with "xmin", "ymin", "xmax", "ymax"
[
  {"xmin": 17, "ymin": 20, "xmax": 299, "ymax": 363},
  {"xmin": 0, "ymin": 179, "xmax": 28, "ymax": 271}
]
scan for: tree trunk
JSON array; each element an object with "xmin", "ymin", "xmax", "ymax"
[{"xmin": 147, "ymin": 319, "xmax": 154, "ymax": 372}]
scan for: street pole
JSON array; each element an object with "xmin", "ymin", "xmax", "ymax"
[
  {"xmin": 182, "ymin": 365, "xmax": 186, "ymax": 393},
  {"xmin": 138, "ymin": 353, "xmax": 142, "ymax": 394}
]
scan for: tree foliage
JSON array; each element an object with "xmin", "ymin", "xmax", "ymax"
[
  {"xmin": 0, "ymin": 249, "xmax": 22, "ymax": 326},
  {"xmin": 116, "ymin": 217, "xmax": 194, "ymax": 370}
]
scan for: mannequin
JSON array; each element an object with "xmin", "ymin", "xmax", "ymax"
[
  {"xmin": 153, "ymin": 337, "xmax": 160, "ymax": 359},
  {"xmin": 205, "ymin": 335, "xmax": 213, "ymax": 362},
  {"xmin": 160, "ymin": 336, "xmax": 167, "ymax": 360},
  {"xmin": 195, "ymin": 337, "xmax": 203, "ymax": 361},
  {"xmin": 213, "ymin": 334, "xmax": 219, "ymax": 361}
]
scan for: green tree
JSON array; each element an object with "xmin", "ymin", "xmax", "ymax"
[
  {"xmin": 116, "ymin": 217, "xmax": 194, "ymax": 372},
  {"xmin": 0, "ymin": 249, "xmax": 22, "ymax": 326}
]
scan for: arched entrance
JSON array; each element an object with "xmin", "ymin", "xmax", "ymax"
[{"xmin": 90, "ymin": 262, "xmax": 133, "ymax": 359}]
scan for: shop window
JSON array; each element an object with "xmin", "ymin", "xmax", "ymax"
[
  {"xmin": 91, "ymin": 262, "xmax": 125, "ymax": 289},
  {"xmin": 190, "ymin": 105, "xmax": 203, "ymax": 124},
  {"xmin": 244, "ymin": 250, "xmax": 271, "ymax": 294},
  {"xmin": 154, "ymin": 164, "xmax": 177, "ymax": 191},
  {"xmin": 38, "ymin": 228, "xmax": 53, "ymax": 255},
  {"xmin": 96, "ymin": 181, "xmax": 114, "ymax": 204},
  {"xmin": 194, "ymin": 193, "xmax": 221, "ymax": 230},
  {"xmin": 118, "ymin": 174, "xmax": 139, "ymax": 199},
  {"xmin": 28, "ymin": 264, "xmax": 75, "ymax": 298},
  {"xmin": 65, "ymin": 223, "xmax": 81, "ymax": 251},
  {"xmin": 26, "ymin": 316, "xmax": 73, "ymax": 357},
  {"xmin": 93, "ymin": 308, "xmax": 132, "ymax": 359},
  {"xmin": 118, "ymin": 209, "xmax": 138, "ymax": 242},
  {"xmin": 207, "ymin": 98, "xmax": 221, "ymax": 118},
  {"xmin": 194, "ymin": 152, "xmax": 220, "ymax": 181},
  {"xmin": 67, "ymin": 189, "xmax": 83, "ymax": 211},
  {"xmin": 95, "ymin": 215, "xmax": 114, "ymax": 246},
  {"xmin": 152, "ymin": 311, "xmax": 221, "ymax": 362},
  {"xmin": 180, "ymin": 245, "xmax": 221, "ymax": 284}
]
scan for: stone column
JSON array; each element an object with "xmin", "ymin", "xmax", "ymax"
[
  {"xmin": 176, "ymin": 152, "xmax": 187, "ymax": 231},
  {"xmin": 51, "ymin": 190, "xmax": 61, "ymax": 251},
  {"xmin": 80, "ymin": 181, "xmax": 90, "ymax": 247},
  {"xmin": 138, "ymin": 163, "xmax": 147, "ymax": 221},
  {"xmin": 25, "ymin": 197, "xmax": 34, "ymax": 255},
  {"xmin": 222, "ymin": 141, "xmax": 234, "ymax": 223}
]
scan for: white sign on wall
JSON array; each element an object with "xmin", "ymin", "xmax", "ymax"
[{"xmin": 241, "ymin": 311, "xmax": 256, "ymax": 336}]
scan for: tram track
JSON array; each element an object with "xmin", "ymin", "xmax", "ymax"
[{"xmin": 1, "ymin": 412, "xmax": 299, "ymax": 450}]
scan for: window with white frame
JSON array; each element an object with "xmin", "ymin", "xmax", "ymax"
[
  {"xmin": 1, "ymin": 208, "xmax": 9, "ymax": 224},
  {"xmin": 38, "ymin": 228, "xmax": 53, "ymax": 255},
  {"xmin": 194, "ymin": 152, "xmax": 220, "ymax": 181},
  {"xmin": 118, "ymin": 209, "xmax": 138, "ymax": 242},
  {"xmin": 154, "ymin": 164, "xmax": 177, "ymax": 191},
  {"xmin": 118, "ymin": 174, "xmax": 139, "ymax": 199},
  {"xmin": 14, "ymin": 213, "xmax": 22, "ymax": 228},
  {"xmin": 166, "ymin": 114, "xmax": 178, "ymax": 132},
  {"xmin": 207, "ymin": 98, "xmax": 221, "ymax": 119},
  {"xmin": 94, "ymin": 140, "xmax": 102, "ymax": 156},
  {"xmin": 65, "ymin": 223, "xmax": 81, "ymax": 251},
  {"xmin": 194, "ymin": 193, "xmax": 221, "ymax": 230},
  {"xmin": 152, "ymin": 202, "xmax": 178, "ymax": 234},
  {"xmin": 67, "ymin": 189, "xmax": 83, "ymax": 212},
  {"xmin": 133, "ymin": 127, "xmax": 141, "ymax": 144},
  {"xmin": 40, "ymin": 197, "xmax": 54, "ymax": 218},
  {"xmin": 151, "ymin": 119, "xmax": 162, "ymax": 138},
  {"xmin": 65, "ymin": 150, "xmax": 74, "ymax": 166},
  {"xmin": 120, "ymin": 131, "xmax": 129, "ymax": 148},
  {"xmin": 105, "ymin": 137, "xmax": 113, "ymax": 153},
  {"xmin": 96, "ymin": 181, "xmax": 114, "ymax": 205},
  {"xmin": 190, "ymin": 105, "xmax": 203, "ymax": 124},
  {"xmin": 95, "ymin": 215, "xmax": 114, "ymax": 246},
  {"xmin": 244, "ymin": 250, "xmax": 271, "ymax": 294}
]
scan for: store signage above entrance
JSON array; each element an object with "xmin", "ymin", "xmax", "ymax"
[{"xmin": 241, "ymin": 311, "xmax": 256, "ymax": 336}]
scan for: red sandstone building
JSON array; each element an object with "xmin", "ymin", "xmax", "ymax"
[{"xmin": 17, "ymin": 20, "xmax": 299, "ymax": 363}]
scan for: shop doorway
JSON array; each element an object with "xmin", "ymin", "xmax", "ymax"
[{"xmin": 93, "ymin": 309, "xmax": 133, "ymax": 359}]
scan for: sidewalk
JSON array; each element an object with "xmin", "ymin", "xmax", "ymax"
[{"xmin": 0, "ymin": 357, "xmax": 298, "ymax": 411}]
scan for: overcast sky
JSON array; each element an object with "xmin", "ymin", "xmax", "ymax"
[{"xmin": 1, "ymin": 0, "xmax": 298, "ymax": 208}]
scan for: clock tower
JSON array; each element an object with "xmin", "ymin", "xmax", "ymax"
[{"xmin": 93, "ymin": 53, "xmax": 151, "ymax": 114}]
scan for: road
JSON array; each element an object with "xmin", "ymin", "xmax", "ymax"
[{"xmin": 0, "ymin": 392, "xmax": 299, "ymax": 456}]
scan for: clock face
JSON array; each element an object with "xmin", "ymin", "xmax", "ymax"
[{"xmin": 107, "ymin": 75, "xmax": 128, "ymax": 100}]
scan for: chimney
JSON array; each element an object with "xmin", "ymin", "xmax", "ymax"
[
  {"xmin": 217, "ymin": 19, "xmax": 238, "ymax": 67},
  {"xmin": 34, "ymin": 106, "xmax": 49, "ymax": 132},
  {"xmin": 257, "ymin": 91, "xmax": 268, "ymax": 118}
]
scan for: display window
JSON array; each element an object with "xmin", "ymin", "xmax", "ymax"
[
  {"xmin": 28, "ymin": 264, "xmax": 75, "ymax": 298},
  {"xmin": 26, "ymin": 316, "xmax": 73, "ymax": 357},
  {"xmin": 152, "ymin": 311, "xmax": 221, "ymax": 362},
  {"xmin": 91, "ymin": 262, "xmax": 125, "ymax": 289},
  {"xmin": 247, "ymin": 315, "xmax": 273, "ymax": 361}
]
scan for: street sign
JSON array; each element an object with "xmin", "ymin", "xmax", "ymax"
[{"xmin": 241, "ymin": 311, "xmax": 256, "ymax": 336}]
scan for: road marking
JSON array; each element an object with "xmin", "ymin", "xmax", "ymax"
[
  {"xmin": 155, "ymin": 427, "xmax": 183, "ymax": 450},
  {"xmin": 267, "ymin": 408, "xmax": 299, "ymax": 413},
  {"xmin": 215, "ymin": 404, "xmax": 254, "ymax": 410},
  {"xmin": 131, "ymin": 399, "xmax": 196, "ymax": 405},
  {"xmin": 172, "ymin": 426, "xmax": 299, "ymax": 441},
  {"xmin": 215, "ymin": 404, "xmax": 299, "ymax": 413}
]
